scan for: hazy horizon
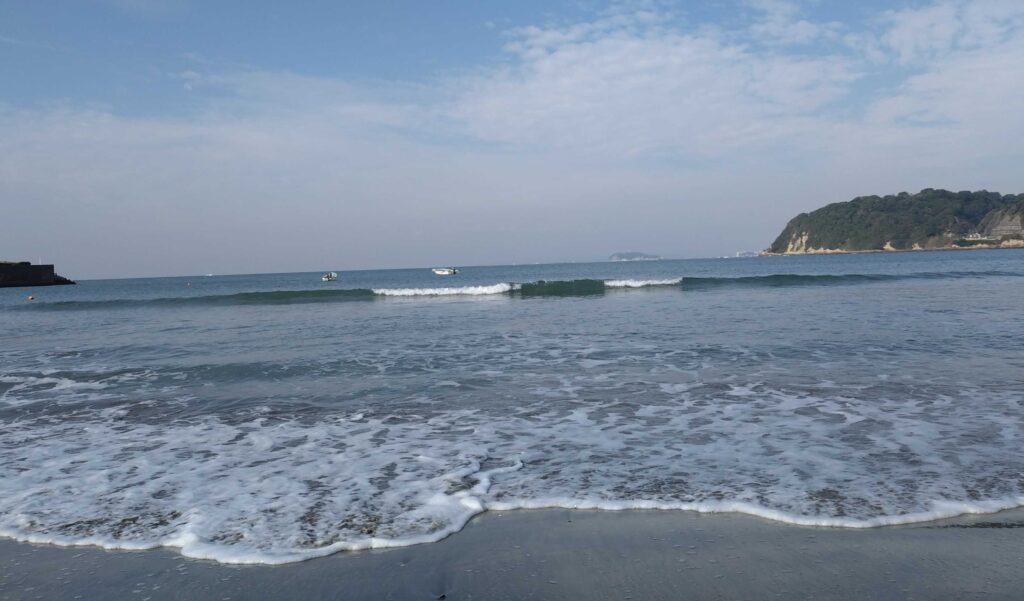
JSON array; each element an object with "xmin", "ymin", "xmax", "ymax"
[
  {"xmin": 58, "ymin": 254, "xmax": 735, "ymax": 282},
  {"xmin": 3, "ymin": 0, "xmax": 1024, "ymax": 279}
]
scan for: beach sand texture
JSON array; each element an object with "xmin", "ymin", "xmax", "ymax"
[{"xmin": 3, "ymin": 507, "xmax": 1022, "ymax": 600}]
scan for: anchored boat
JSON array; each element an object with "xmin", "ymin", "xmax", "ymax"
[
  {"xmin": 431, "ymin": 267, "xmax": 459, "ymax": 276},
  {"xmin": 321, "ymin": 272, "xmax": 338, "ymax": 282}
]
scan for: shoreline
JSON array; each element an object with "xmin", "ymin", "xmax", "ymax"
[
  {"xmin": 3, "ymin": 507, "xmax": 1024, "ymax": 600},
  {"xmin": 4, "ymin": 497, "xmax": 1023, "ymax": 565},
  {"xmin": 760, "ymin": 243, "xmax": 1024, "ymax": 257}
]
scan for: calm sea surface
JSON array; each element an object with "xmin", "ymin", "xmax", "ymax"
[{"xmin": 2, "ymin": 250, "xmax": 1023, "ymax": 563}]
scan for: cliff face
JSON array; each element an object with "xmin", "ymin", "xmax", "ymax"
[
  {"xmin": 772, "ymin": 230, "xmax": 850, "ymax": 254},
  {"xmin": 768, "ymin": 190, "xmax": 1023, "ymax": 254},
  {"xmin": 979, "ymin": 201, "xmax": 1024, "ymax": 238}
]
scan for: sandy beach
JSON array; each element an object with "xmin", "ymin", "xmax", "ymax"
[{"xmin": 3, "ymin": 507, "xmax": 1023, "ymax": 600}]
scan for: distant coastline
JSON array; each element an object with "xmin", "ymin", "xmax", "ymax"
[
  {"xmin": 609, "ymin": 252, "xmax": 662, "ymax": 261},
  {"xmin": 761, "ymin": 241, "xmax": 1024, "ymax": 257},
  {"xmin": 765, "ymin": 189, "xmax": 1024, "ymax": 256}
]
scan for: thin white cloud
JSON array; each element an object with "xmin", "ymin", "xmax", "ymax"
[
  {"xmin": 97, "ymin": 0, "xmax": 187, "ymax": 17},
  {"xmin": 879, "ymin": 0, "xmax": 1024, "ymax": 65},
  {"xmin": 0, "ymin": 34, "xmax": 54, "ymax": 49},
  {"xmin": 745, "ymin": 0, "xmax": 842, "ymax": 45},
  {"xmin": 450, "ymin": 9, "xmax": 858, "ymax": 159},
  {"xmin": 882, "ymin": 2, "xmax": 963, "ymax": 64}
]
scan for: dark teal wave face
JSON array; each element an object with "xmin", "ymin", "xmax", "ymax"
[
  {"xmin": 14, "ymin": 287, "xmax": 380, "ymax": 310},
  {"xmin": 1, "ymin": 249, "xmax": 1023, "ymax": 563},
  {"xmin": 679, "ymin": 269, "xmax": 1021, "ymax": 289}
]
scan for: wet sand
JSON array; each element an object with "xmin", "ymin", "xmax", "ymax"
[{"xmin": 3, "ymin": 508, "xmax": 1023, "ymax": 600}]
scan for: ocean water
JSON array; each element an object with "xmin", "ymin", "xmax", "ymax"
[{"xmin": 1, "ymin": 250, "xmax": 1023, "ymax": 564}]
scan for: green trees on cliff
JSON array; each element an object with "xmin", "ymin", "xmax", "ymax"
[{"xmin": 769, "ymin": 189, "xmax": 1023, "ymax": 253}]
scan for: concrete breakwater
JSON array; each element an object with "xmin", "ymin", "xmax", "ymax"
[{"xmin": 0, "ymin": 262, "xmax": 76, "ymax": 288}]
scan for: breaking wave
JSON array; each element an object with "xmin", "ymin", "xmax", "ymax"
[
  {"xmin": 12, "ymin": 270, "xmax": 1020, "ymax": 311},
  {"xmin": 605, "ymin": 278, "xmax": 683, "ymax": 288},
  {"xmin": 373, "ymin": 283, "xmax": 513, "ymax": 296}
]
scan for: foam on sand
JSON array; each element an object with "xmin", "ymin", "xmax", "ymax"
[{"xmin": 3, "ymin": 378, "xmax": 1023, "ymax": 564}]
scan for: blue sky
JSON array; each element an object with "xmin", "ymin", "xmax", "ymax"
[
  {"xmin": 3, "ymin": 1, "xmax": 888, "ymax": 110},
  {"xmin": 3, "ymin": 1, "xmax": 594, "ymax": 111},
  {"xmin": 3, "ymin": 1, "xmax": 1023, "ymax": 277}
]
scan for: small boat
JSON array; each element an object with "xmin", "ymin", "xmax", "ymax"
[
  {"xmin": 321, "ymin": 272, "xmax": 338, "ymax": 282},
  {"xmin": 431, "ymin": 267, "xmax": 459, "ymax": 276}
]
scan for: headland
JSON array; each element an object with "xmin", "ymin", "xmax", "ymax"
[{"xmin": 765, "ymin": 189, "xmax": 1024, "ymax": 255}]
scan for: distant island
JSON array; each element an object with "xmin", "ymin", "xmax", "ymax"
[
  {"xmin": 0, "ymin": 261, "xmax": 76, "ymax": 288},
  {"xmin": 610, "ymin": 252, "xmax": 662, "ymax": 261},
  {"xmin": 766, "ymin": 189, "xmax": 1024, "ymax": 255}
]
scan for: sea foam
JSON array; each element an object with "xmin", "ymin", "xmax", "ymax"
[
  {"xmin": 604, "ymin": 278, "xmax": 682, "ymax": 288},
  {"xmin": 3, "ymin": 380, "xmax": 1023, "ymax": 564},
  {"xmin": 372, "ymin": 283, "xmax": 513, "ymax": 296}
]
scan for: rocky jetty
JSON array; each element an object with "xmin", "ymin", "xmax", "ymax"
[{"xmin": 0, "ymin": 262, "xmax": 76, "ymax": 288}]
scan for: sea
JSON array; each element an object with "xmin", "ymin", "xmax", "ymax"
[{"xmin": 2, "ymin": 250, "xmax": 1023, "ymax": 564}]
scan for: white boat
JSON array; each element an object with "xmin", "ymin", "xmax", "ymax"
[
  {"xmin": 431, "ymin": 267, "xmax": 459, "ymax": 276},
  {"xmin": 321, "ymin": 272, "xmax": 338, "ymax": 282}
]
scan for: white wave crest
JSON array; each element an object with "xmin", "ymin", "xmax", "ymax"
[
  {"xmin": 486, "ymin": 497, "xmax": 1024, "ymax": 529},
  {"xmin": 604, "ymin": 278, "xmax": 682, "ymax": 288},
  {"xmin": 373, "ymin": 283, "xmax": 513, "ymax": 297},
  {"xmin": 0, "ymin": 375, "xmax": 112, "ymax": 407}
]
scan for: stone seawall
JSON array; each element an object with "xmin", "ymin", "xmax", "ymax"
[{"xmin": 0, "ymin": 262, "xmax": 76, "ymax": 288}]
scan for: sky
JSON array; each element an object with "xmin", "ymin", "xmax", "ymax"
[{"xmin": 2, "ymin": 0, "xmax": 1023, "ymax": 278}]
